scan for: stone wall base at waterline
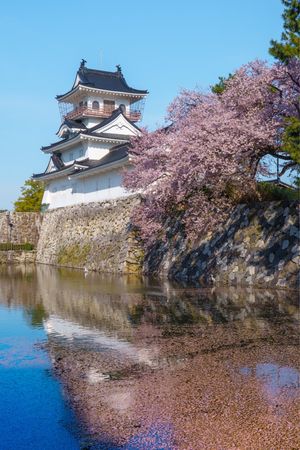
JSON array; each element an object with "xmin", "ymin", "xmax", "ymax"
[
  {"xmin": 6, "ymin": 198, "xmax": 298, "ymax": 289},
  {"xmin": 36, "ymin": 196, "xmax": 143, "ymax": 273},
  {"xmin": 0, "ymin": 251, "xmax": 36, "ymax": 265}
]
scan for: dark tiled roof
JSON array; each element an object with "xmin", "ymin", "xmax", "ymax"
[
  {"xmin": 51, "ymin": 153, "xmax": 64, "ymax": 170},
  {"xmin": 56, "ymin": 119, "xmax": 86, "ymax": 136},
  {"xmin": 57, "ymin": 65, "xmax": 148, "ymax": 99},
  {"xmin": 33, "ymin": 145, "xmax": 129, "ymax": 179},
  {"xmin": 84, "ymin": 132, "xmax": 130, "ymax": 141},
  {"xmin": 63, "ymin": 119, "xmax": 87, "ymax": 130},
  {"xmin": 80, "ymin": 144, "xmax": 129, "ymax": 170},
  {"xmin": 67, "ymin": 145, "xmax": 129, "ymax": 177},
  {"xmin": 33, "ymin": 158, "xmax": 90, "ymax": 179},
  {"xmin": 41, "ymin": 133, "xmax": 80, "ymax": 151}
]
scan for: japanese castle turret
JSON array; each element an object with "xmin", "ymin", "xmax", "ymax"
[{"xmin": 33, "ymin": 60, "xmax": 147, "ymax": 209}]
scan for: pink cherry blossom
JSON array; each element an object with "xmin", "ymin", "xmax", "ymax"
[{"xmin": 124, "ymin": 60, "xmax": 299, "ymax": 245}]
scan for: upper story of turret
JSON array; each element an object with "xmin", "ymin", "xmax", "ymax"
[{"xmin": 56, "ymin": 60, "xmax": 148, "ymax": 131}]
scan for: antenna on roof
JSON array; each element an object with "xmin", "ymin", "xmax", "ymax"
[{"xmin": 99, "ymin": 49, "xmax": 103, "ymax": 68}]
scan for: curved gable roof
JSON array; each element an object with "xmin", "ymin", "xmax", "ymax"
[
  {"xmin": 56, "ymin": 119, "xmax": 87, "ymax": 136},
  {"xmin": 57, "ymin": 64, "xmax": 148, "ymax": 99},
  {"xmin": 33, "ymin": 145, "xmax": 129, "ymax": 180}
]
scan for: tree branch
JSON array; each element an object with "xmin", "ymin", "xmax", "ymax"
[
  {"xmin": 293, "ymin": 102, "xmax": 300, "ymax": 117},
  {"xmin": 268, "ymin": 84, "xmax": 283, "ymax": 97},
  {"xmin": 266, "ymin": 152, "xmax": 293, "ymax": 161},
  {"xmin": 287, "ymin": 71, "xmax": 300, "ymax": 89},
  {"xmin": 278, "ymin": 161, "xmax": 297, "ymax": 177}
]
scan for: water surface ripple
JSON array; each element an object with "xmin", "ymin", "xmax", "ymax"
[{"xmin": 0, "ymin": 265, "xmax": 299, "ymax": 449}]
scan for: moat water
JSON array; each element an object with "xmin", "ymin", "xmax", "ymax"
[{"xmin": 0, "ymin": 265, "xmax": 299, "ymax": 449}]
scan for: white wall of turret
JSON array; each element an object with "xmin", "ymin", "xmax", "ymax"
[
  {"xmin": 42, "ymin": 169, "xmax": 128, "ymax": 209},
  {"xmin": 54, "ymin": 142, "xmax": 113, "ymax": 166},
  {"xmin": 86, "ymin": 142, "xmax": 110, "ymax": 160},
  {"xmin": 60, "ymin": 145, "xmax": 85, "ymax": 163}
]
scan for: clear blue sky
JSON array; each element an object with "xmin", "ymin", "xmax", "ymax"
[{"xmin": 0, "ymin": 0, "xmax": 283, "ymax": 210}]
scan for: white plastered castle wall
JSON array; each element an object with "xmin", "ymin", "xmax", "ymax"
[
  {"xmin": 85, "ymin": 141, "xmax": 111, "ymax": 160},
  {"xmin": 51, "ymin": 141, "xmax": 111, "ymax": 166},
  {"xmin": 42, "ymin": 169, "xmax": 129, "ymax": 209},
  {"xmin": 60, "ymin": 144, "xmax": 85, "ymax": 163}
]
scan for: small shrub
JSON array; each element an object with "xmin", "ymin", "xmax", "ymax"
[
  {"xmin": 258, "ymin": 182, "xmax": 299, "ymax": 201},
  {"xmin": 0, "ymin": 243, "xmax": 34, "ymax": 251}
]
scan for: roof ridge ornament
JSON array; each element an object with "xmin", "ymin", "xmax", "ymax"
[
  {"xmin": 116, "ymin": 64, "xmax": 122, "ymax": 76},
  {"xmin": 80, "ymin": 59, "xmax": 87, "ymax": 70}
]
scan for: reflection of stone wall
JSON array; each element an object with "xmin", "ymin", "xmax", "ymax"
[
  {"xmin": 145, "ymin": 201, "xmax": 299, "ymax": 289},
  {"xmin": 0, "ymin": 265, "xmax": 297, "ymax": 340},
  {"xmin": 36, "ymin": 196, "xmax": 143, "ymax": 273},
  {"xmin": 0, "ymin": 212, "xmax": 42, "ymax": 245}
]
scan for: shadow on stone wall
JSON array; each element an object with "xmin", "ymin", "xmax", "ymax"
[{"xmin": 144, "ymin": 201, "xmax": 299, "ymax": 290}]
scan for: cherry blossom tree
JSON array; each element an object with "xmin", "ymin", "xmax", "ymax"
[{"xmin": 124, "ymin": 59, "xmax": 300, "ymax": 245}]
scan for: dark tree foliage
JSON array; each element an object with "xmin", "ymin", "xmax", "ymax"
[
  {"xmin": 282, "ymin": 116, "xmax": 300, "ymax": 164},
  {"xmin": 211, "ymin": 74, "xmax": 233, "ymax": 95},
  {"xmin": 269, "ymin": 0, "xmax": 300, "ymax": 63},
  {"xmin": 14, "ymin": 179, "xmax": 44, "ymax": 212},
  {"xmin": 269, "ymin": 0, "xmax": 300, "ymax": 182}
]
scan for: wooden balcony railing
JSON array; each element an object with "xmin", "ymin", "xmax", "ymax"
[{"xmin": 65, "ymin": 105, "xmax": 141, "ymax": 122}]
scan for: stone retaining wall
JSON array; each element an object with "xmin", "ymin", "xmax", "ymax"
[
  {"xmin": 145, "ymin": 201, "xmax": 299, "ymax": 289},
  {"xmin": 0, "ymin": 250, "xmax": 36, "ymax": 265},
  {"xmin": 0, "ymin": 212, "xmax": 42, "ymax": 245},
  {"xmin": 36, "ymin": 196, "xmax": 143, "ymax": 273},
  {"xmin": 2, "ymin": 199, "xmax": 298, "ymax": 289}
]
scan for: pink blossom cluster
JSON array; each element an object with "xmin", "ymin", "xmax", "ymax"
[{"xmin": 123, "ymin": 60, "xmax": 300, "ymax": 245}]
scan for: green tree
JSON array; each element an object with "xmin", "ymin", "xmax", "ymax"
[
  {"xmin": 282, "ymin": 116, "xmax": 300, "ymax": 164},
  {"xmin": 211, "ymin": 74, "xmax": 233, "ymax": 95},
  {"xmin": 269, "ymin": 0, "xmax": 300, "ymax": 181},
  {"xmin": 269, "ymin": 0, "xmax": 300, "ymax": 63},
  {"xmin": 14, "ymin": 179, "xmax": 44, "ymax": 212}
]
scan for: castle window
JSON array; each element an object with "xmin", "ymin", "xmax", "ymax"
[
  {"xmin": 92, "ymin": 100, "xmax": 99, "ymax": 110},
  {"xmin": 119, "ymin": 103, "xmax": 126, "ymax": 113},
  {"xmin": 103, "ymin": 100, "xmax": 115, "ymax": 113}
]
